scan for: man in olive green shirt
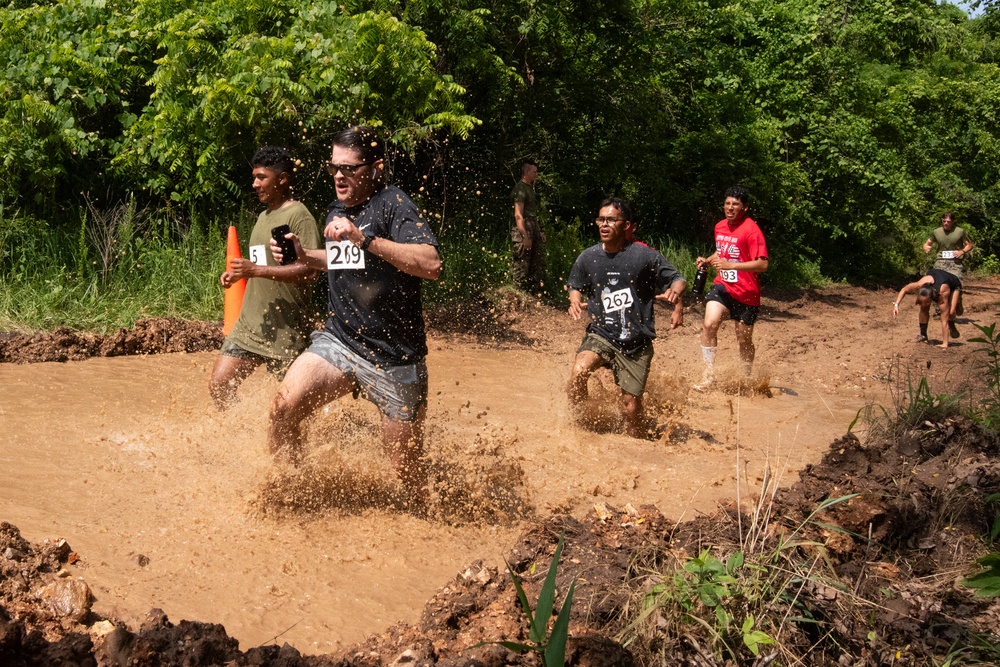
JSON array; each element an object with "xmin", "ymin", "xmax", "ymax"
[
  {"xmin": 922, "ymin": 211, "xmax": 973, "ymax": 337},
  {"xmin": 209, "ymin": 147, "xmax": 321, "ymax": 409},
  {"xmin": 511, "ymin": 159, "xmax": 546, "ymax": 292}
]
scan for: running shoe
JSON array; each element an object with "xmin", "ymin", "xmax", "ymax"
[
  {"xmin": 914, "ymin": 334, "xmax": 928, "ymax": 343},
  {"xmin": 693, "ymin": 369, "xmax": 715, "ymax": 392}
]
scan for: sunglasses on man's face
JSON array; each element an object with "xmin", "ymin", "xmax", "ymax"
[
  {"xmin": 595, "ymin": 217, "xmax": 624, "ymax": 226},
  {"xmin": 325, "ymin": 161, "xmax": 373, "ymax": 177}
]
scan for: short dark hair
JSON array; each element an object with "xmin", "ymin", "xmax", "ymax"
[
  {"xmin": 332, "ymin": 126, "xmax": 385, "ymax": 163},
  {"xmin": 599, "ymin": 197, "xmax": 633, "ymax": 222},
  {"xmin": 725, "ymin": 185, "xmax": 750, "ymax": 206},
  {"xmin": 251, "ymin": 146, "xmax": 295, "ymax": 180},
  {"xmin": 942, "ymin": 211, "xmax": 954, "ymax": 221},
  {"xmin": 520, "ymin": 159, "xmax": 538, "ymax": 176}
]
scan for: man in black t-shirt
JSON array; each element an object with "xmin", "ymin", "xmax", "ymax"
[
  {"xmin": 268, "ymin": 127, "xmax": 441, "ymax": 508},
  {"xmin": 567, "ymin": 198, "xmax": 686, "ymax": 437}
]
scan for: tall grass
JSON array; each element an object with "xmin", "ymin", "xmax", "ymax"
[
  {"xmin": 1, "ymin": 200, "xmax": 824, "ymax": 333},
  {"xmin": 0, "ymin": 201, "xmax": 228, "ymax": 332}
]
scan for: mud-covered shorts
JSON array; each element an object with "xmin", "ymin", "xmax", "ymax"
[
  {"xmin": 220, "ymin": 340, "xmax": 293, "ymax": 379},
  {"xmin": 306, "ymin": 330, "xmax": 428, "ymax": 423},
  {"xmin": 578, "ymin": 332, "xmax": 654, "ymax": 397},
  {"xmin": 705, "ymin": 284, "xmax": 761, "ymax": 326}
]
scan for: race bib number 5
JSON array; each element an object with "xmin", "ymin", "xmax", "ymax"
[
  {"xmin": 720, "ymin": 269, "xmax": 738, "ymax": 283},
  {"xmin": 249, "ymin": 244, "xmax": 268, "ymax": 266},
  {"xmin": 602, "ymin": 287, "xmax": 634, "ymax": 313},
  {"xmin": 326, "ymin": 239, "xmax": 366, "ymax": 270}
]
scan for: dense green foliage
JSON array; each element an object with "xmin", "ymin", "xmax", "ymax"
[
  {"xmin": 0, "ymin": 0, "xmax": 474, "ymax": 213},
  {"xmin": 0, "ymin": 200, "xmax": 224, "ymax": 330},
  {"xmin": 2, "ymin": 0, "xmax": 1000, "ymax": 327}
]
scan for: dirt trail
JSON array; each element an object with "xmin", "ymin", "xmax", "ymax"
[{"xmin": 2, "ymin": 278, "xmax": 1000, "ymax": 656}]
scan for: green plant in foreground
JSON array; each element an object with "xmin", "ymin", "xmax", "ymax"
[
  {"xmin": 959, "ymin": 323, "xmax": 1000, "ymax": 600},
  {"xmin": 474, "ymin": 534, "xmax": 576, "ymax": 667},
  {"xmin": 619, "ymin": 482, "xmax": 863, "ymax": 664},
  {"xmin": 628, "ymin": 549, "xmax": 775, "ymax": 660},
  {"xmin": 861, "ymin": 361, "xmax": 964, "ymax": 441},
  {"xmin": 898, "ymin": 372, "xmax": 964, "ymax": 427},
  {"xmin": 962, "ymin": 553, "xmax": 1000, "ymax": 598},
  {"xmin": 970, "ymin": 322, "xmax": 1000, "ymax": 431}
]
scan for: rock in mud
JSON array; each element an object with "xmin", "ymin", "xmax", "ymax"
[{"xmin": 36, "ymin": 578, "xmax": 94, "ymax": 622}]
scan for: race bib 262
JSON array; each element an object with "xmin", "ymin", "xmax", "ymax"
[{"xmin": 602, "ymin": 287, "xmax": 634, "ymax": 313}]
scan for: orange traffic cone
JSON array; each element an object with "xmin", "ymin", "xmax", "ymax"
[{"xmin": 222, "ymin": 225, "xmax": 246, "ymax": 336}]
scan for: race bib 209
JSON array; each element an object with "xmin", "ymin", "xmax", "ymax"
[{"xmin": 326, "ymin": 240, "xmax": 366, "ymax": 270}]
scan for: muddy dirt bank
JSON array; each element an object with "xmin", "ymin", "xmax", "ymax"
[
  {"xmin": 0, "ymin": 318, "xmax": 222, "ymax": 364},
  {"xmin": 4, "ymin": 415, "xmax": 1000, "ymax": 666}
]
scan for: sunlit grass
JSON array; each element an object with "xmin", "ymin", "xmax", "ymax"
[
  {"xmin": 1, "ymin": 203, "xmax": 825, "ymax": 332},
  {"xmin": 0, "ymin": 205, "xmax": 224, "ymax": 332}
]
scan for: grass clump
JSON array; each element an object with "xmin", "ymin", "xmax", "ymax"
[
  {"xmin": 617, "ymin": 470, "xmax": 860, "ymax": 666},
  {"xmin": 851, "ymin": 359, "xmax": 965, "ymax": 444},
  {"xmin": 0, "ymin": 200, "xmax": 228, "ymax": 332},
  {"xmin": 969, "ymin": 322, "xmax": 1000, "ymax": 432}
]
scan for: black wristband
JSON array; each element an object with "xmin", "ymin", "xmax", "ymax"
[{"xmin": 360, "ymin": 234, "xmax": 374, "ymax": 251}]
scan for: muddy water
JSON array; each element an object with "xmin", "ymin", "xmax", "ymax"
[{"xmin": 0, "ymin": 325, "xmax": 872, "ymax": 654}]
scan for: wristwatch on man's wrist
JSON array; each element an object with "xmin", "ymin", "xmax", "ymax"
[{"xmin": 360, "ymin": 234, "xmax": 375, "ymax": 251}]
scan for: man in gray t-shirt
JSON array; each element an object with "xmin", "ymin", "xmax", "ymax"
[{"xmin": 567, "ymin": 197, "xmax": 686, "ymax": 438}]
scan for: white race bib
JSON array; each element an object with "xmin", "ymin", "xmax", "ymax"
[
  {"xmin": 249, "ymin": 244, "xmax": 267, "ymax": 266},
  {"xmin": 940, "ymin": 250, "xmax": 956, "ymax": 259},
  {"xmin": 602, "ymin": 287, "xmax": 634, "ymax": 313},
  {"xmin": 326, "ymin": 239, "xmax": 366, "ymax": 270},
  {"xmin": 720, "ymin": 269, "xmax": 738, "ymax": 283}
]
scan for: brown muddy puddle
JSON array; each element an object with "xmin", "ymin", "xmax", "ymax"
[{"xmin": 0, "ymin": 325, "xmax": 875, "ymax": 654}]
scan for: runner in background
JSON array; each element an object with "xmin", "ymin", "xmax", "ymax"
[
  {"xmin": 892, "ymin": 269, "xmax": 958, "ymax": 348},
  {"xmin": 923, "ymin": 211, "xmax": 972, "ymax": 338},
  {"xmin": 694, "ymin": 185, "xmax": 769, "ymax": 392}
]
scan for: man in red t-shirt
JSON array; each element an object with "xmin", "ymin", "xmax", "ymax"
[{"xmin": 693, "ymin": 186, "xmax": 769, "ymax": 391}]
